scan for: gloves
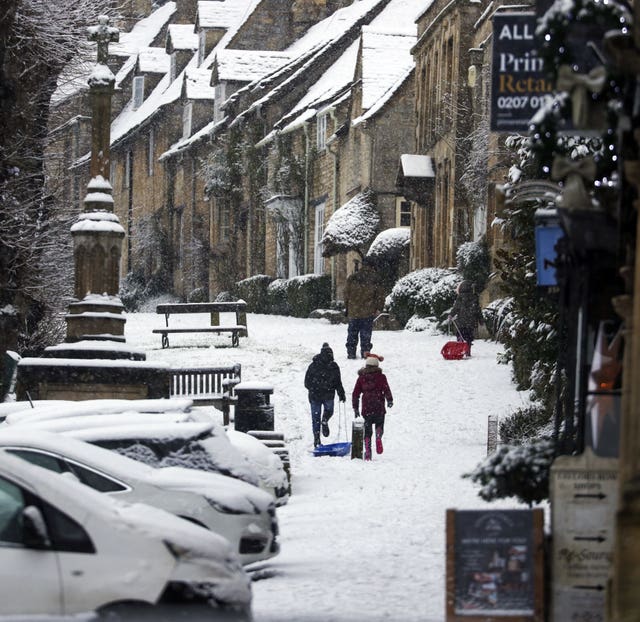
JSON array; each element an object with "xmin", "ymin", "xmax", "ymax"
[
  {"xmin": 353, "ymin": 409, "xmax": 360, "ymax": 418},
  {"xmin": 387, "ymin": 401, "xmax": 393, "ymax": 408},
  {"xmin": 339, "ymin": 395, "xmax": 346, "ymax": 403}
]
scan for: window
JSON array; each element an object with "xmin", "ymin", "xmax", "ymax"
[
  {"xmin": 124, "ymin": 150, "xmax": 131, "ymax": 189},
  {"xmin": 214, "ymin": 83, "xmax": 226, "ymax": 123},
  {"xmin": 314, "ymin": 202, "xmax": 325, "ymax": 274},
  {"xmin": 218, "ymin": 199, "xmax": 231, "ymax": 242},
  {"xmin": 66, "ymin": 463, "xmax": 127, "ymax": 493},
  {"xmin": 6, "ymin": 450, "xmax": 65, "ymax": 474},
  {"xmin": 148, "ymin": 127, "xmax": 155, "ymax": 176},
  {"xmin": 397, "ymin": 199, "xmax": 411, "ymax": 227},
  {"xmin": 182, "ymin": 102, "xmax": 193, "ymax": 139},
  {"xmin": 0, "ymin": 476, "xmax": 25, "ymax": 546},
  {"xmin": 132, "ymin": 76, "xmax": 145, "ymax": 110},
  {"xmin": 39, "ymin": 498, "xmax": 95, "ymax": 553},
  {"xmin": 316, "ymin": 113, "xmax": 327, "ymax": 150}
]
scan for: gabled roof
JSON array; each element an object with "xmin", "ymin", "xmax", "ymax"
[
  {"xmin": 138, "ymin": 48, "xmax": 170, "ymax": 74},
  {"xmin": 196, "ymin": 0, "xmax": 260, "ymax": 29},
  {"xmin": 213, "ymin": 49, "xmax": 291, "ymax": 84},
  {"xmin": 185, "ymin": 67, "xmax": 216, "ymax": 99},
  {"xmin": 167, "ymin": 24, "xmax": 199, "ymax": 52},
  {"xmin": 52, "ymin": 2, "xmax": 176, "ymax": 105}
]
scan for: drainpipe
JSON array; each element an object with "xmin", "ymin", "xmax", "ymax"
[
  {"xmin": 327, "ymin": 109, "xmax": 340, "ymax": 301},
  {"xmin": 303, "ymin": 122, "xmax": 310, "ymax": 274}
]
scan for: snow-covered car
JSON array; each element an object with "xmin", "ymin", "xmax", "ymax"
[
  {"xmin": 7, "ymin": 408, "xmax": 289, "ymax": 505},
  {"xmin": 0, "ymin": 451, "xmax": 252, "ymax": 619},
  {"xmin": 226, "ymin": 430, "xmax": 290, "ymax": 506},
  {"xmin": 0, "ymin": 429, "xmax": 279, "ymax": 565}
]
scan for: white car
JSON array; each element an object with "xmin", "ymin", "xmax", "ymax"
[
  {"xmin": 0, "ymin": 451, "xmax": 252, "ymax": 619},
  {"xmin": 5, "ymin": 402, "xmax": 290, "ymax": 505},
  {"xmin": 0, "ymin": 430, "xmax": 279, "ymax": 565}
]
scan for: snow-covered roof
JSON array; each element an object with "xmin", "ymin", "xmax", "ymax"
[
  {"xmin": 111, "ymin": 2, "xmax": 177, "ymax": 57},
  {"xmin": 360, "ymin": 29, "xmax": 415, "ymax": 110},
  {"xmin": 185, "ymin": 66, "xmax": 216, "ymax": 99},
  {"xmin": 167, "ymin": 24, "xmax": 199, "ymax": 51},
  {"xmin": 400, "ymin": 154, "xmax": 436, "ymax": 178},
  {"xmin": 214, "ymin": 49, "xmax": 292, "ymax": 83},
  {"xmin": 138, "ymin": 47, "xmax": 170, "ymax": 74},
  {"xmin": 197, "ymin": 0, "xmax": 259, "ymax": 29}
]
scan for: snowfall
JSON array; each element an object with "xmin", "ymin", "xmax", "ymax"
[{"xmin": 121, "ymin": 308, "xmax": 531, "ymax": 622}]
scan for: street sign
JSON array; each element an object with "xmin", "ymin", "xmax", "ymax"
[
  {"xmin": 446, "ymin": 508, "xmax": 544, "ymax": 621},
  {"xmin": 490, "ymin": 13, "xmax": 554, "ymax": 132},
  {"xmin": 550, "ymin": 449, "xmax": 618, "ymax": 622}
]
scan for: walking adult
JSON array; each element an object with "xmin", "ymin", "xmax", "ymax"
[
  {"xmin": 304, "ymin": 343, "xmax": 346, "ymax": 447},
  {"xmin": 344, "ymin": 258, "xmax": 386, "ymax": 359}
]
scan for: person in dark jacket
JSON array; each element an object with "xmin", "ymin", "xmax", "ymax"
[
  {"xmin": 352, "ymin": 353, "xmax": 393, "ymax": 461},
  {"xmin": 304, "ymin": 343, "xmax": 346, "ymax": 447},
  {"xmin": 344, "ymin": 258, "xmax": 387, "ymax": 359},
  {"xmin": 449, "ymin": 280, "xmax": 482, "ymax": 355}
]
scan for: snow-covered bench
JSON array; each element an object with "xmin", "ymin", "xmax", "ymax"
[
  {"xmin": 168, "ymin": 364, "xmax": 242, "ymax": 424},
  {"xmin": 153, "ymin": 302, "xmax": 248, "ymax": 348}
]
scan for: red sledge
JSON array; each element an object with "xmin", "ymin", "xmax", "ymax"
[
  {"xmin": 440, "ymin": 340, "xmax": 470, "ymax": 360},
  {"xmin": 441, "ymin": 318, "xmax": 470, "ymax": 360}
]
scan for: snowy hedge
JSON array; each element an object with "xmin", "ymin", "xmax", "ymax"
[
  {"xmin": 456, "ymin": 239, "xmax": 490, "ymax": 292},
  {"xmin": 265, "ymin": 275, "xmax": 331, "ymax": 317},
  {"xmin": 234, "ymin": 274, "xmax": 274, "ymax": 313},
  {"xmin": 464, "ymin": 439, "xmax": 554, "ymax": 506},
  {"xmin": 367, "ymin": 227, "xmax": 410, "ymax": 286},
  {"xmin": 387, "ymin": 267, "xmax": 461, "ymax": 328}
]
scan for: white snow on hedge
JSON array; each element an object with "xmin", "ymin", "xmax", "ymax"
[
  {"xmin": 321, "ymin": 191, "xmax": 378, "ymax": 254},
  {"xmin": 367, "ymin": 227, "xmax": 409, "ymax": 258}
]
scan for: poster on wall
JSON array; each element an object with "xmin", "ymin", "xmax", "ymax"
[
  {"xmin": 490, "ymin": 13, "xmax": 554, "ymax": 132},
  {"xmin": 446, "ymin": 508, "xmax": 544, "ymax": 621}
]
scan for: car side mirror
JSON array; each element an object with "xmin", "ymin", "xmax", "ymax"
[{"xmin": 22, "ymin": 505, "xmax": 51, "ymax": 549}]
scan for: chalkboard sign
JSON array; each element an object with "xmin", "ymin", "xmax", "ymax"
[{"xmin": 446, "ymin": 508, "xmax": 544, "ymax": 621}]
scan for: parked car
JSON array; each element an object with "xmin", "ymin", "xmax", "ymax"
[
  {"xmin": 0, "ymin": 429, "xmax": 279, "ymax": 565},
  {"xmin": 4, "ymin": 402, "xmax": 290, "ymax": 506},
  {"xmin": 68, "ymin": 421, "xmax": 290, "ymax": 507},
  {"xmin": 0, "ymin": 451, "xmax": 252, "ymax": 619}
]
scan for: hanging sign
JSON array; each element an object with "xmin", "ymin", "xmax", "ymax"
[{"xmin": 491, "ymin": 13, "xmax": 554, "ymax": 132}]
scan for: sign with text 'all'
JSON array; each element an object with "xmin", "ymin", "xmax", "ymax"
[{"xmin": 491, "ymin": 13, "xmax": 553, "ymax": 132}]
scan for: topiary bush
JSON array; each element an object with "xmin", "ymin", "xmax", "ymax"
[
  {"xmin": 464, "ymin": 438, "xmax": 555, "ymax": 506},
  {"xmin": 388, "ymin": 267, "xmax": 461, "ymax": 327},
  {"xmin": 233, "ymin": 274, "xmax": 274, "ymax": 313},
  {"xmin": 456, "ymin": 238, "xmax": 491, "ymax": 293},
  {"xmin": 187, "ymin": 287, "xmax": 208, "ymax": 303}
]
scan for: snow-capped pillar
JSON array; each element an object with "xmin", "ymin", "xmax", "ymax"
[
  {"xmin": 87, "ymin": 16, "xmax": 118, "ymax": 182},
  {"xmin": 64, "ymin": 17, "xmax": 128, "ymax": 343}
]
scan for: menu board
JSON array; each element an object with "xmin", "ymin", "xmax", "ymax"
[{"xmin": 446, "ymin": 508, "xmax": 544, "ymax": 621}]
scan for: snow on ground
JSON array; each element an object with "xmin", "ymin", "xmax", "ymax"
[{"xmin": 126, "ymin": 311, "xmax": 530, "ymax": 622}]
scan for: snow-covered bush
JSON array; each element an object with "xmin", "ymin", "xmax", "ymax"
[
  {"xmin": 499, "ymin": 404, "xmax": 553, "ymax": 445},
  {"xmin": 387, "ymin": 268, "xmax": 461, "ymax": 327},
  {"xmin": 267, "ymin": 279, "xmax": 290, "ymax": 315},
  {"xmin": 264, "ymin": 275, "xmax": 330, "ymax": 317},
  {"xmin": 187, "ymin": 287, "xmax": 208, "ymax": 303},
  {"xmin": 367, "ymin": 227, "xmax": 410, "ymax": 286},
  {"xmin": 464, "ymin": 439, "xmax": 554, "ymax": 506},
  {"xmin": 482, "ymin": 297, "xmax": 514, "ymax": 341},
  {"xmin": 233, "ymin": 274, "xmax": 274, "ymax": 313},
  {"xmin": 456, "ymin": 239, "xmax": 490, "ymax": 293}
]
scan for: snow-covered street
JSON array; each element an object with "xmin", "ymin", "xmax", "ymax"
[{"xmin": 126, "ymin": 311, "xmax": 528, "ymax": 622}]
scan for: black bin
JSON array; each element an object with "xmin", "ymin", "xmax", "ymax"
[{"xmin": 234, "ymin": 382, "xmax": 275, "ymax": 432}]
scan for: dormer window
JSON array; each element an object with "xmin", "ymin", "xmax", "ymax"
[
  {"xmin": 182, "ymin": 102, "xmax": 193, "ymax": 139},
  {"xmin": 317, "ymin": 113, "xmax": 327, "ymax": 151},
  {"xmin": 132, "ymin": 76, "xmax": 145, "ymax": 110},
  {"xmin": 214, "ymin": 83, "xmax": 226, "ymax": 123}
]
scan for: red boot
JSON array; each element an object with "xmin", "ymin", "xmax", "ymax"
[
  {"xmin": 375, "ymin": 430, "xmax": 383, "ymax": 454},
  {"xmin": 364, "ymin": 437, "xmax": 372, "ymax": 461}
]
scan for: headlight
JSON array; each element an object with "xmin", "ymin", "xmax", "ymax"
[{"xmin": 205, "ymin": 498, "xmax": 247, "ymax": 515}]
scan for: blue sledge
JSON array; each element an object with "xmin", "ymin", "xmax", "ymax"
[{"xmin": 313, "ymin": 441, "xmax": 351, "ymax": 457}]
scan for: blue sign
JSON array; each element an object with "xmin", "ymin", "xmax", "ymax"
[{"xmin": 535, "ymin": 223, "xmax": 563, "ymax": 287}]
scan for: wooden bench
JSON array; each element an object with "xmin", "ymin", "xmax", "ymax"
[
  {"xmin": 168, "ymin": 364, "xmax": 241, "ymax": 425},
  {"xmin": 154, "ymin": 302, "xmax": 248, "ymax": 348}
]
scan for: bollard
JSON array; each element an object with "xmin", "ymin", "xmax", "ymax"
[
  {"xmin": 234, "ymin": 382, "xmax": 274, "ymax": 432},
  {"xmin": 487, "ymin": 414, "xmax": 499, "ymax": 455},
  {"xmin": 351, "ymin": 419, "xmax": 364, "ymax": 459}
]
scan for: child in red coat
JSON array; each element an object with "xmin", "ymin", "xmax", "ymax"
[{"xmin": 352, "ymin": 353, "xmax": 393, "ymax": 461}]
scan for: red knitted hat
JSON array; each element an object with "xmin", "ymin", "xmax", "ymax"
[{"xmin": 363, "ymin": 351, "xmax": 384, "ymax": 362}]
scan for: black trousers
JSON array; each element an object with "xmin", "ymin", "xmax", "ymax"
[{"xmin": 363, "ymin": 413, "xmax": 385, "ymax": 439}]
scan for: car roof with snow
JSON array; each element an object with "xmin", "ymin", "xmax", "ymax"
[{"xmin": 0, "ymin": 429, "xmax": 272, "ymax": 512}]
